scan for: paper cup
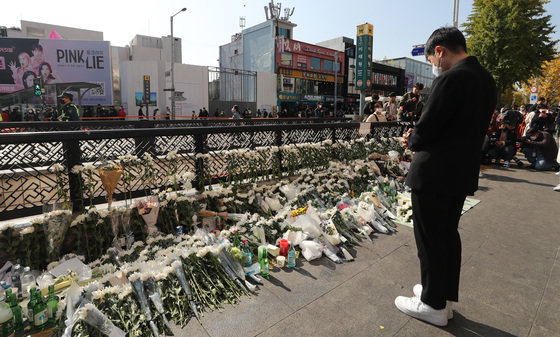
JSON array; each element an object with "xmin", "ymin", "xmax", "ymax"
[{"xmin": 276, "ymin": 256, "xmax": 286, "ymax": 268}]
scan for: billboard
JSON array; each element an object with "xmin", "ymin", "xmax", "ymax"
[
  {"xmin": 276, "ymin": 37, "xmax": 344, "ymax": 76},
  {"xmin": 135, "ymin": 92, "xmax": 157, "ymax": 106},
  {"xmin": 355, "ymin": 23, "xmax": 373, "ymax": 90},
  {"xmin": 0, "ymin": 38, "xmax": 112, "ymax": 105}
]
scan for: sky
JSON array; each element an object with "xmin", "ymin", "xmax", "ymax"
[{"xmin": 2, "ymin": 0, "xmax": 559, "ymax": 67}]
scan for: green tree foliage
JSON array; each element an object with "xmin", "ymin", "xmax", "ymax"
[{"xmin": 463, "ymin": 0, "xmax": 557, "ymax": 104}]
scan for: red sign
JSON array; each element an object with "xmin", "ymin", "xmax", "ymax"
[
  {"xmin": 530, "ymin": 86, "xmax": 538, "ymax": 93},
  {"xmin": 276, "ymin": 37, "xmax": 344, "ymax": 76}
]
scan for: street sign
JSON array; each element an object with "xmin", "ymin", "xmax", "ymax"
[
  {"xmin": 411, "ymin": 46, "xmax": 425, "ymax": 56},
  {"xmin": 530, "ymin": 86, "xmax": 538, "ymax": 94},
  {"xmin": 143, "ymin": 75, "xmax": 151, "ymax": 104},
  {"xmin": 355, "ymin": 23, "xmax": 373, "ymax": 91},
  {"xmin": 530, "ymin": 93, "xmax": 538, "ymax": 104}
]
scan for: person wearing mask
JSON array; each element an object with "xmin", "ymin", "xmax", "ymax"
[
  {"xmin": 530, "ymin": 97, "xmax": 547, "ymax": 112},
  {"xmin": 521, "ymin": 127, "xmax": 559, "ymax": 171},
  {"xmin": 57, "ymin": 92, "xmax": 80, "ymax": 121},
  {"xmin": 399, "ymin": 83, "xmax": 424, "ymax": 121},
  {"xmin": 313, "ymin": 103, "xmax": 323, "ymax": 118},
  {"xmin": 384, "ymin": 92, "xmax": 399, "ymax": 121},
  {"xmin": 398, "ymin": 27, "xmax": 496, "ymax": 326},
  {"xmin": 366, "ymin": 103, "xmax": 387, "ymax": 122},
  {"xmin": 231, "ymin": 105, "xmax": 241, "ymax": 120}
]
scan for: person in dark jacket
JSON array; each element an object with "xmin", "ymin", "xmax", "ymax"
[
  {"xmin": 521, "ymin": 127, "xmax": 559, "ymax": 171},
  {"xmin": 399, "ymin": 83, "xmax": 424, "ymax": 121},
  {"xmin": 397, "ymin": 27, "xmax": 496, "ymax": 327}
]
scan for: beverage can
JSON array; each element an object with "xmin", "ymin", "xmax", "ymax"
[{"xmin": 176, "ymin": 226, "xmax": 184, "ymax": 236}]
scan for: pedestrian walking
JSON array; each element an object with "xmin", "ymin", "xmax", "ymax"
[{"xmin": 397, "ymin": 27, "xmax": 496, "ymax": 327}]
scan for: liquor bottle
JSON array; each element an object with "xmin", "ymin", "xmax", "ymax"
[
  {"xmin": 27, "ymin": 288, "xmax": 37, "ymax": 323},
  {"xmin": 0, "ymin": 294, "xmax": 14, "ymax": 337},
  {"xmin": 8, "ymin": 294, "xmax": 22, "ymax": 332},
  {"xmin": 31, "ymin": 291, "xmax": 48, "ymax": 329},
  {"xmin": 287, "ymin": 242, "xmax": 296, "ymax": 268},
  {"xmin": 243, "ymin": 239, "xmax": 252, "ymax": 267},
  {"xmin": 20, "ymin": 267, "xmax": 35, "ymax": 300},
  {"xmin": 215, "ymin": 216, "xmax": 223, "ymax": 231},
  {"xmin": 10, "ymin": 265, "xmax": 21, "ymax": 298},
  {"xmin": 258, "ymin": 245, "xmax": 269, "ymax": 278},
  {"xmin": 45, "ymin": 285, "xmax": 59, "ymax": 323}
]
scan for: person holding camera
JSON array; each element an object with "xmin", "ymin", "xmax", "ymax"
[{"xmin": 521, "ymin": 127, "xmax": 559, "ymax": 171}]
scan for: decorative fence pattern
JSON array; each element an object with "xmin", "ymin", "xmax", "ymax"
[{"xmin": 0, "ymin": 121, "xmax": 411, "ymax": 221}]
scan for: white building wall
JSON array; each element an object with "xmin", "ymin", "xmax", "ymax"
[
  {"xmin": 257, "ymin": 72, "xmax": 277, "ymax": 112},
  {"xmin": 166, "ymin": 63, "xmax": 209, "ymax": 117},
  {"xmin": 119, "ymin": 61, "xmax": 165, "ymax": 117},
  {"xmin": 19, "ymin": 20, "xmax": 103, "ymax": 40}
]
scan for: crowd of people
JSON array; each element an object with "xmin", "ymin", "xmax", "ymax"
[{"xmin": 483, "ymin": 97, "xmax": 560, "ymax": 174}]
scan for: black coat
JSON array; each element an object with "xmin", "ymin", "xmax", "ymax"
[{"xmin": 406, "ymin": 56, "xmax": 496, "ymax": 196}]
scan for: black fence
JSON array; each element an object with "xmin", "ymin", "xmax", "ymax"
[
  {"xmin": 0, "ymin": 117, "xmax": 352, "ymax": 133},
  {"xmin": 0, "ymin": 121, "xmax": 411, "ymax": 221}
]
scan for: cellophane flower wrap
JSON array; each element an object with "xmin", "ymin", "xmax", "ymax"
[
  {"xmin": 136, "ymin": 196, "xmax": 160, "ymax": 235},
  {"xmin": 98, "ymin": 164, "xmax": 123, "ymax": 207}
]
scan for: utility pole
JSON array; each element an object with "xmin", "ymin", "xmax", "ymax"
[
  {"xmin": 170, "ymin": 8, "xmax": 187, "ymax": 120},
  {"xmin": 334, "ymin": 51, "xmax": 338, "ymax": 118},
  {"xmin": 453, "ymin": 0, "xmax": 460, "ymax": 28}
]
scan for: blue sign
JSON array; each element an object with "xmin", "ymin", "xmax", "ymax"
[{"xmin": 411, "ymin": 47, "xmax": 425, "ymax": 56}]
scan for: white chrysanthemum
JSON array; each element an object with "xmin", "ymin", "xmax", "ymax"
[
  {"xmin": 49, "ymin": 163, "xmax": 65, "ymax": 173},
  {"xmin": 166, "ymin": 150, "xmax": 178, "ymax": 160},
  {"xmin": 20, "ymin": 226, "xmax": 35, "ymax": 235}
]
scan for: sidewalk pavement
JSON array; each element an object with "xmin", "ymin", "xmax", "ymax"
[{"xmin": 174, "ymin": 165, "xmax": 560, "ymax": 337}]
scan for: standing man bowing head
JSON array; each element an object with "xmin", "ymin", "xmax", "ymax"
[{"xmin": 397, "ymin": 27, "xmax": 496, "ymax": 326}]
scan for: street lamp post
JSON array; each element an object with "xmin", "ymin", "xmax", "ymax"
[
  {"xmin": 171, "ymin": 7, "xmax": 187, "ymax": 120},
  {"xmin": 334, "ymin": 51, "xmax": 338, "ymax": 118}
]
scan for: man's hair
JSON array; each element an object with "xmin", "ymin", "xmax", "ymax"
[
  {"xmin": 389, "ymin": 92, "xmax": 397, "ymax": 97},
  {"xmin": 414, "ymin": 83, "xmax": 424, "ymax": 90},
  {"xmin": 425, "ymin": 27, "xmax": 467, "ymax": 58}
]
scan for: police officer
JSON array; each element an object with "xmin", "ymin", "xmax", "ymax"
[{"xmin": 57, "ymin": 92, "xmax": 80, "ymax": 121}]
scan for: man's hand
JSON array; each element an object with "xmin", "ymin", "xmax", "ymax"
[{"xmin": 402, "ymin": 128, "xmax": 413, "ymax": 149}]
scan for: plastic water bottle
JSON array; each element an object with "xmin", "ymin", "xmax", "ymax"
[
  {"xmin": 243, "ymin": 239, "xmax": 252, "ymax": 267},
  {"xmin": 20, "ymin": 267, "xmax": 35, "ymax": 300},
  {"xmin": 10, "ymin": 264, "xmax": 21, "ymax": 298}
]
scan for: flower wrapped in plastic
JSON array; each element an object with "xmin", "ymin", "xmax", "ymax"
[
  {"xmin": 171, "ymin": 259, "xmax": 200, "ymax": 320},
  {"xmin": 145, "ymin": 277, "xmax": 174, "ymax": 334},
  {"xmin": 98, "ymin": 164, "xmax": 123, "ymax": 208},
  {"xmin": 130, "ymin": 273, "xmax": 160, "ymax": 337},
  {"xmin": 136, "ymin": 196, "xmax": 160, "ymax": 235}
]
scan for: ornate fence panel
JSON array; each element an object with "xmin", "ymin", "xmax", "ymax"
[{"xmin": 0, "ymin": 121, "xmax": 411, "ymax": 221}]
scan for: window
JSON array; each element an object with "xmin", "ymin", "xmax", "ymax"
[
  {"xmin": 277, "ymin": 27, "xmax": 291, "ymax": 39},
  {"xmin": 324, "ymin": 60, "xmax": 333, "ymax": 72},
  {"xmin": 297, "ymin": 62, "xmax": 307, "ymax": 68},
  {"xmin": 335, "ymin": 62, "xmax": 342, "ymax": 73},
  {"xmin": 281, "ymin": 52, "xmax": 293, "ymax": 66},
  {"xmin": 310, "ymin": 57, "xmax": 321, "ymax": 70}
]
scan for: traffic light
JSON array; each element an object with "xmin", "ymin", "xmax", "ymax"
[{"xmin": 33, "ymin": 78, "xmax": 42, "ymax": 96}]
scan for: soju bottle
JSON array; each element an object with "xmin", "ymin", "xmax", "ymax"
[
  {"xmin": 8, "ymin": 294, "xmax": 22, "ymax": 332},
  {"xmin": 243, "ymin": 239, "xmax": 252, "ymax": 267},
  {"xmin": 287, "ymin": 242, "xmax": 297, "ymax": 268},
  {"xmin": 46, "ymin": 285, "xmax": 59, "ymax": 323},
  {"xmin": 0, "ymin": 294, "xmax": 14, "ymax": 337},
  {"xmin": 31, "ymin": 291, "xmax": 48, "ymax": 329},
  {"xmin": 27, "ymin": 288, "xmax": 37, "ymax": 323},
  {"xmin": 258, "ymin": 245, "xmax": 269, "ymax": 278}
]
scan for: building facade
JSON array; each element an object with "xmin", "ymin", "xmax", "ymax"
[{"xmin": 379, "ymin": 57, "xmax": 435, "ymax": 92}]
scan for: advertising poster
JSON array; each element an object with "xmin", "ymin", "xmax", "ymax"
[
  {"xmin": 0, "ymin": 38, "xmax": 112, "ymax": 105},
  {"xmin": 135, "ymin": 92, "xmax": 157, "ymax": 106}
]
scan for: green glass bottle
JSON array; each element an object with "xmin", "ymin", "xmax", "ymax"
[
  {"xmin": 8, "ymin": 294, "xmax": 22, "ymax": 332},
  {"xmin": 0, "ymin": 294, "xmax": 14, "ymax": 337},
  {"xmin": 31, "ymin": 291, "xmax": 48, "ymax": 329},
  {"xmin": 46, "ymin": 285, "xmax": 59, "ymax": 323},
  {"xmin": 26, "ymin": 288, "xmax": 37, "ymax": 324},
  {"xmin": 258, "ymin": 245, "xmax": 269, "ymax": 278}
]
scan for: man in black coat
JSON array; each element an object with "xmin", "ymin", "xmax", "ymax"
[{"xmin": 396, "ymin": 27, "xmax": 496, "ymax": 327}]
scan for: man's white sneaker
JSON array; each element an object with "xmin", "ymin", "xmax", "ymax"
[
  {"xmin": 554, "ymin": 184, "xmax": 560, "ymax": 192},
  {"xmin": 394, "ymin": 295, "xmax": 448, "ymax": 326},
  {"xmin": 412, "ymin": 284, "xmax": 454, "ymax": 320},
  {"xmin": 503, "ymin": 160, "xmax": 510, "ymax": 168}
]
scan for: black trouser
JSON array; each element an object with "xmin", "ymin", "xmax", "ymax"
[{"xmin": 411, "ymin": 190, "xmax": 466, "ymax": 310}]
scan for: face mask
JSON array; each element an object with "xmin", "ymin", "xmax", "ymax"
[
  {"xmin": 530, "ymin": 136, "xmax": 537, "ymax": 141},
  {"xmin": 376, "ymin": 108, "xmax": 383, "ymax": 113},
  {"xmin": 431, "ymin": 54, "xmax": 443, "ymax": 77}
]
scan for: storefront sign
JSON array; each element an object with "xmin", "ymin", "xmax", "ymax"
[
  {"xmin": 0, "ymin": 37, "xmax": 112, "ymax": 105},
  {"xmin": 279, "ymin": 68, "xmax": 343, "ymax": 83},
  {"xmin": 303, "ymin": 95, "xmax": 324, "ymax": 102},
  {"xmin": 276, "ymin": 37, "xmax": 344, "ymax": 76},
  {"xmin": 278, "ymin": 92, "xmax": 299, "ymax": 101},
  {"xmin": 355, "ymin": 23, "xmax": 373, "ymax": 91}
]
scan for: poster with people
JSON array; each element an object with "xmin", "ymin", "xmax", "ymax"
[{"xmin": 0, "ymin": 38, "xmax": 112, "ymax": 105}]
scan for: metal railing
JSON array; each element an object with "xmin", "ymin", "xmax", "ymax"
[{"xmin": 0, "ymin": 121, "xmax": 410, "ymax": 221}]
